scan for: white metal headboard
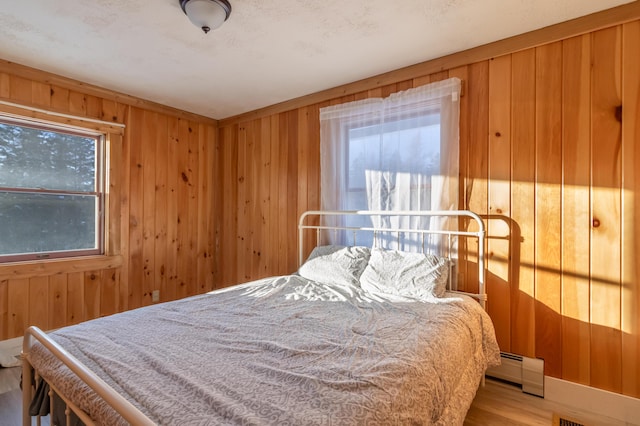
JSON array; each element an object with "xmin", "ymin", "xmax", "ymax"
[{"xmin": 298, "ymin": 210, "xmax": 486, "ymax": 309}]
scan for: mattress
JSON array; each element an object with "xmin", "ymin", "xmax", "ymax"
[{"xmin": 27, "ymin": 274, "xmax": 500, "ymax": 425}]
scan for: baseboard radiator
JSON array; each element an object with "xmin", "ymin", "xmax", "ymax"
[{"xmin": 486, "ymin": 352, "xmax": 545, "ymax": 397}]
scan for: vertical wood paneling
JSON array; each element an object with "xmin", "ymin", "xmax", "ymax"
[
  {"xmin": 589, "ymin": 26, "xmax": 622, "ymax": 393},
  {"xmin": 100, "ymin": 269, "xmax": 118, "ymax": 317},
  {"xmin": 8, "ymin": 279, "xmax": 29, "ymax": 337},
  {"xmin": 187, "ymin": 121, "xmax": 200, "ymax": 295},
  {"xmin": 9, "ymin": 76, "xmax": 31, "ymax": 103},
  {"xmin": 49, "ymin": 275, "xmax": 68, "ymax": 330},
  {"xmin": 287, "ymin": 110, "xmax": 300, "ymax": 272},
  {"xmin": 534, "ymin": 42, "xmax": 563, "ymax": 378},
  {"xmin": 220, "ymin": 124, "xmax": 238, "ymax": 287},
  {"xmin": 127, "ymin": 107, "xmax": 145, "ymax": 309},
  {"xmin": 0, "ymin": 73, "xmax": 10, "ymax": 97},
  {"xmin": 31, "ymin": 81, "xmax": 50, "ymax": 107},
  {"xmin": 118, "ymin": 118, "xmax": 131, "ymax": 314},
  {"xmin": 197, "ymin": 123, "xmax": 214, "ymax": 291},
  {"xmin": 278, "ymin": 113, "xmax": 291, "ymax": 273},
  {"xmin": 165, "ymin": 116, "xmax": 180, "ymax": 301},
  {"xmin": 258, "ymin": 117, "xmax": 271, "ymax": 278},
  {"xmin": 50, "ymin": 85, "xmax": 69, "ymax": 112},
  {"xmin": 561, "ymin": 34, "xmax": 592, "ymax": 386},
  {"xmin": 268, "ymin": 115, "xmax": 281, "ymax": 274},
  {"xmin": 297, "ymin": 107, "xmax": 310, "ymax": 256},
  {"xmin": 488, "ymin": 55, "xmax": 512, "ymax": 351},
  {"xmin": 236, "ymin": 122, "xmax": 249, "ymax": 282},
  {"xmin": 176, "ymin": 119, "xmax": 191, "ymax": 298},
  {"xmin": 29, "ymin": 277, "xmax": 48, "ymax": 330},
  {"xmin": 621, "ymin": 19, "xmax": 640, "ymax": 399},
  {"xmin": 155, "ymin": 114, "xmax": 169, "ymax": 300},
  {"xmin": 248, "ymin": 120, "xmax": 261, "ymax": 279},
  {"xmin": 0, "ymin": 64, "xmax": 216, "ymax": 340},
  {"xmin": 0, "ymin": 280, "xmax": 7, "ymax": 340},
  {"xmin": 449, "ymin": 66, "xmax": 470, "ymax": 290},
  {"xmin": 510, "ymin": 49, "xmax": 536, "ymax": 358},
  {"xmin": 141, "ymin": 111, "xmax": 157, "ymax": 305},
  {"xmin": 465, "ymin": 61, "xmax": 490, "ymax": 295},
  {"xmin": 84, "ymin": 271, "xmax": 100, "ymax": 321},
  {"xmin": 67, "ymin": 272, "xmax": 84, "ymax": 325}
]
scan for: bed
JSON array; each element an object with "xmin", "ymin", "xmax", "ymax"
[{"xmin": 22, "ymin": 210, "xmax": 500, "ymax": 426}]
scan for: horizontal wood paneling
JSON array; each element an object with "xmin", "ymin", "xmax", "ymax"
[
  {"xmin": 217, "ymin": 19, "xmax": 640, "ymax": 399},
  {"xmin": 0, "ymin": 69, "xmax": 217, "ymax": 340}
]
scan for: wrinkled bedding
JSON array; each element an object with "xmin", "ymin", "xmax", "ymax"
[{"xmin": 28, "ymin": 275, "xmax": 500, "ymax": 425}]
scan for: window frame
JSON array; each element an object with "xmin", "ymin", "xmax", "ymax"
[{"xmin": 0, "ymin": 114, "xmax": 107, "ymax": 263}]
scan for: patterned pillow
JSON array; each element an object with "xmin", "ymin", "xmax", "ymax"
[
  {"xmin": 359, "ymin": 248, "xmax": 450, "ymax": 300},
  {"xmin": 298, "ymin": 245, "xmax": 371, "ymax": 286}
]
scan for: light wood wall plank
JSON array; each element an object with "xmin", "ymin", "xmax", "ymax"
[
  {"xmin": 487, "ymin": 55, "xmax": 513, "ymax": 351},
  {"xmin": 8, "ymin": 279, "xmax": 29, "ymax": 337},
  {"xmin": 621, "ymin": 19, "xmax": 640, "ymax": 399},
  {"xmin": 510, "ymin": 49, "xmax": 536, "ymax": 358},
  {"xmin": 154, "ymin": 114, "xmax": 169, "ymax": 301},
  {"xmin": 534, "ymin": 41, "xmax": 564, "ymax": 378},
  {"xmin": 268, "ymin": 115, "xmax": 281, "ymax": 274},
  {"xmin": 448, "ymin": 66, "xmax": 470, "ymax": 290},
  {"xmin": 84, "ymin": 271, "xmax": 100, "ymax": 321},
  {"xmin": 465, "ymin": 61, "xmax": 490, "ymax": 295},
  {"xmin": 589, "ymin": 26, "xmax": 623, "ymax": 393},
  {"xmin": 141, "ymin": 110, "xmax": 157, "ymax": 305},
  {"xmin": 561, "ymin": 34, "xmax": 592, "ymax": 386},
  {"xmin": 67, "ymin": 272, "xmax": 84, "ymax": 325},
  {"xmin": 165, "ymin": 117, "xmax": 180, "ymax": 301},
  {"xmin": 0, "ymin": 280, "xmax": 7, "ymax": 340},
  {"xmin": 187, "ymin": 121, "xmax": 200, "ymax": 296},
  {"xmin": 28, "ymin": 277, "xmax": 48, "ymax": 331},
  {"xmin": 127, "ymin": 107, "xmax": 145, "ymax": 309},
  {"xmin": 176, "ymin": 118, "xmax": 191, "ymax": 298},
  {"xmin": 49, "ymin": 275, "xmax": 68, "ymax": 330}
]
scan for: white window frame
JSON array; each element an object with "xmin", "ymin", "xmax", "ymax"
[{"xmin": 0, "ymin": 114, "xmax": 106, "ymax": 263}]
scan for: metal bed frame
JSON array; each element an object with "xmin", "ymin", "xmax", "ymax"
[
  {"xmin": 299, "ymin": 210, "xmax": 486, "ymax": 308},
  {"xmin": 22, "ymin": 209, "xmax": 487, "ymax": 426}
]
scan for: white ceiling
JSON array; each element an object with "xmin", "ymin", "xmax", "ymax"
[{"xmin": 0, "ymin": 0, "xmax": 633, "ymax": 120}]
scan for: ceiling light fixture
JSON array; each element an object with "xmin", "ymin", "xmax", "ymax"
[{"xmin": 179, "ymin": 0, "xmax": 232, "ymax": 34}]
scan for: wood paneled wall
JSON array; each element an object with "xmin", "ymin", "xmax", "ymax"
[
  {"xmin": 0, "ymin": 64, "xmax": 217, "ymax": 340},
  {"xmin": 217, "ymin": 20, "xmax": 640, "ymax": 398}
]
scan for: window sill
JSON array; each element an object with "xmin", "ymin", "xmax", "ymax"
[{"xmin": 0, "ymin": 255, "xmax": 123, "ymax": 281}]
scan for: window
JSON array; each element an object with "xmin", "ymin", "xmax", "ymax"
[
  {"xmin": 345, "ymin": 112, "xmax": 441, "ymax": 211},
  {"xmin": 0, "ymin": 116, "xmax": 105, "ymax": 262},
  {"xmin": 319, "ymin": 77, "xmax": 461, "ymax": 250}
]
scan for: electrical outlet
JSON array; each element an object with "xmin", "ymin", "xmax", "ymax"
[{"xmin": 152, "ymin": 290, "xmax": 160, "ymax": 303}]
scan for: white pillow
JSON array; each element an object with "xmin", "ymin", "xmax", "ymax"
[
  {"xmin": 359, "ymin": 248, "xmax": 450, "ymax": 300},
  {"xmin": 297, "ymin": 245, "xmax": 371, "ymax": 286}
]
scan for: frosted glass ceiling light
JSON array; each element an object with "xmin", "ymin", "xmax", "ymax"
[{"xmin": 179, "ymin": 0, "xmax": 232, "ymax": 34}]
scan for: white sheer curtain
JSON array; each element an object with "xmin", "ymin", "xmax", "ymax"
[{"xmin": 319, "ymin": 77, "xmax": 461, "ymax": 252}]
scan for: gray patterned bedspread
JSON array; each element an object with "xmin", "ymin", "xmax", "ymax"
[{"xmin": 28, "ymin": 275, "xmax": 500, "ymax": 425}]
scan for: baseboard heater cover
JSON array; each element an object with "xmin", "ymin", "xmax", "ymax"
[{"xmin": 486, "ymin": 352, "xmax": 544, "ymax": 397}]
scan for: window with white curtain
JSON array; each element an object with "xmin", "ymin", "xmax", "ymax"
[{"xmin": 319, "ymin": 77, "xmax": 461, "ymax": 251}]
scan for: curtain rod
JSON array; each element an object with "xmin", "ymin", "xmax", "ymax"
[{"xmin": 0, "ymin": 99, "xmax": 126, "ymax": 129}]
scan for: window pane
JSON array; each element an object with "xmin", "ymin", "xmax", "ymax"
[
  {"xmin": 346, "ymin": 113, "xmax": 441, "ymax": 210},
  {"xmin": 0, "ymin": 122, "xmax": 97, "ymax": 191},
  {"xmin": 0, "ymin": 192, "xmax": 97, "ymax": 256}
]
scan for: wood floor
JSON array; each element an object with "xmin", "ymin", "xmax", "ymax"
[{"xmin": 0, "ymin": 366, "xmax": 631, "ymax": 426}]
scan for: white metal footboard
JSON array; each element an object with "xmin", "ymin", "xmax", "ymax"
[
  {"xmin": 22, "ymin": 326, "xmax": 155, "ymax": 426},
  {"xmin": 298, "ymin": 210, "xmax": 487, "ymax": 309}
]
